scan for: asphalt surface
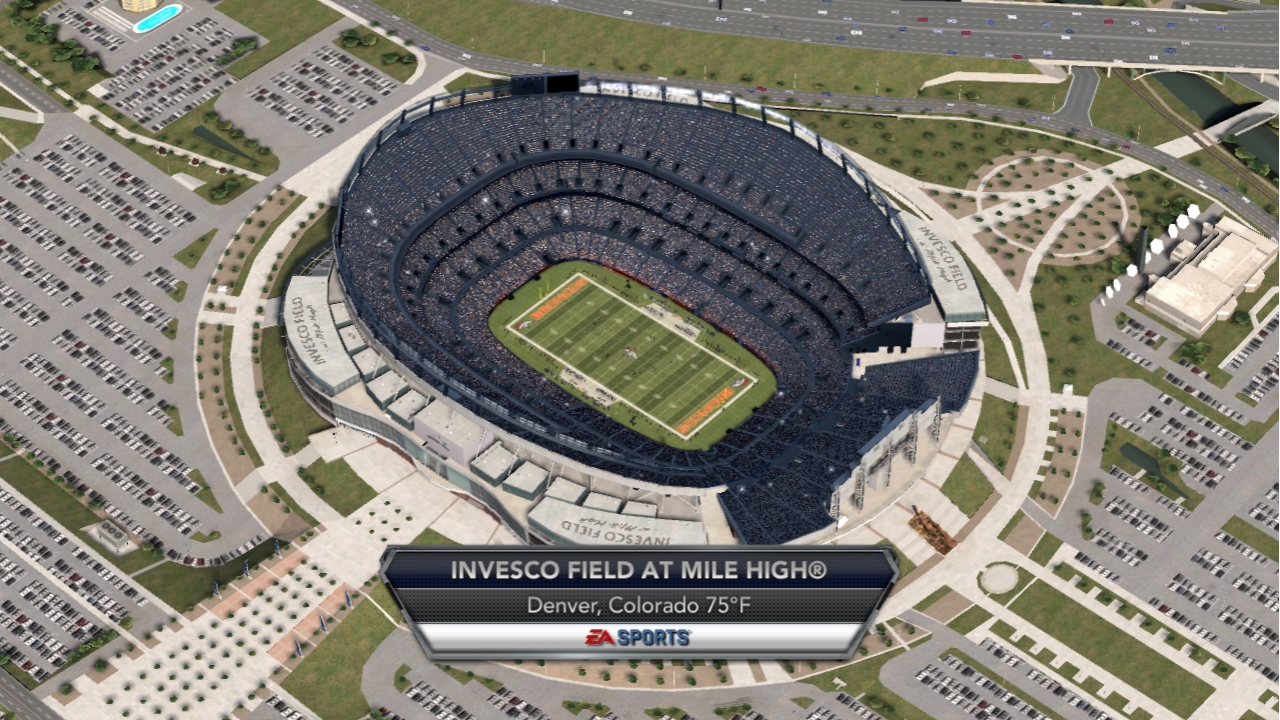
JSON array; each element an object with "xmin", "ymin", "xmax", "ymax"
[
  {"xmin": 0, "ymin": 667, "xmax": 65, "ymax": 720},
  {"xmin": 1228, "ymin": 72, "xmax": 1280, "ymax": 101},
  {"xmin": 1055, "ymin": 66, "xmax": 1100, "ymax": 126},
  {"xmin": 516, "ymin": 0, "xmax": 1276, "ymax": 72},
  {"xmin": 0, "ymin": 61, "xmax": 66, "ymax": 115}
]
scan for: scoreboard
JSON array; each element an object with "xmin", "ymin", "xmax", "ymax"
[{"xmin": 381, "ymin": 546, "xmax": 899, "ymax": 660}]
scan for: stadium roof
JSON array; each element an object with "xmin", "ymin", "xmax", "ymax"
[{"xmin": 284, "ymin": 277, "xmax": 360, "ymax": 396}]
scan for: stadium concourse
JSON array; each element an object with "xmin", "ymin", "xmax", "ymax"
[{"xmin": 283, "ymin": 78, "xmax": 984, "ymax": 546}]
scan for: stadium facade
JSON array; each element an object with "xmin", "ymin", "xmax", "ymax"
[{"xmin": 283, "ymin": 77, "xmax": 984, "ymax": 546}]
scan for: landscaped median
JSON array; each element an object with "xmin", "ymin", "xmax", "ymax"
[{"xmin": 1002, "ymin": 580, "xmax": 1216, "ymax": 719}]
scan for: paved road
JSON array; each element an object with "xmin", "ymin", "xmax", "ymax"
[
  {"xmin": 0, "ymin": 667, "xmax": 65, "ymax": 720},
  {"xmin": 514, "ymin": 0, "xmax": 1276, "ymax": 72},
  {"xmin": 0, "ymin": 61, "xmax": 66, "ymax": 115},
  {"xmin": 348, "ymin": 1, "xmax": 1276, "ymax": 233},
  {"xmin": 1228, "ymin": 72, "xmax": 1279, "ymax": 101},
  {"xmin": 1055, "ymin": 66, "xmax": 1100, "ymax": 126}
]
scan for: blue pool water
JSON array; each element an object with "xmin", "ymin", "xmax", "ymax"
[{"xmin": 133, "ymin": 4, "xmax": 182, "ymax": 33}]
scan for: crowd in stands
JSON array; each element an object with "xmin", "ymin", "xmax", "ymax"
[{"xmin": 336, "ymin": 92, "xmax": 973, "ymax": 543}]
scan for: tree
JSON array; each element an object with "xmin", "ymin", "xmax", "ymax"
[
  {"xmin": 400, "ymin": 53, "xmax": 416, "ymax": 64},
  {"xmin": 382, "ymin": 52, "xmax": 400, "ymax": 64},
  {"xmin": 1017, "ymin": 98, "xmax": 1031, "ymax": 107},
  {"xmin": 0, "ymin": 652, "xmax": 8, "ymax": 665},
  {"xmin": 1235, "ymin": 147, "xmax": 1255, "ymax": 162},
  {"xmin": 204, "ymin": 112, "xmax": 220, "ymax": 123},
  {"xmin": 71, "ymin": 56, "xmax": 100, "ymax": 72},
  {"xmin": 1234, "ymin": 310, "xmax": 1251, "ymax": 326},
  {"xmin": 343, "ymin": 35, "xmax": 360, "ymax": 47},
  {"xmin": 52, "ymin": 39, "xmax": 83, "ymax": 61},
  {"xmin": 360, "ymin": 33, "xmax": 377, "ymax": 46}
]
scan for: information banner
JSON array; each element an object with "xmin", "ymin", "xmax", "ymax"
[{"xmin": 380, "ymin": 546, "xmax": 899, "ymax": 660}]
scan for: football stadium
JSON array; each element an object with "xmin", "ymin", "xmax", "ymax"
[{"xmin": 283, "ymin": 75, "xmax": 985, "ymax": 546}]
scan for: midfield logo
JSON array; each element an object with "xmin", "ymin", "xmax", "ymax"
[{"xmin": 584, "ymin": 629, "xmax": 616, "ymax": 646}]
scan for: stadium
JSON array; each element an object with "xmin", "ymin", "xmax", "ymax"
[{"xmin": 283, "ymin": 75, "xmax": 985, "ymax": 546}]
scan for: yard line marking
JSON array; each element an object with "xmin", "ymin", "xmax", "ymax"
[{"xmin": 507, "ymin": 272, "xmax": 757, "ymax": 439}]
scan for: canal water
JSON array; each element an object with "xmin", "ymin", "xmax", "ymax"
[{"xmin": 1152, "ymin": 72, "xmax": 1278, "ymax": 176}]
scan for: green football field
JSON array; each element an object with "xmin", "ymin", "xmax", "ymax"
[{"xmin": 489, "ymin": 262, "xmax": 776, "ymax": 450}]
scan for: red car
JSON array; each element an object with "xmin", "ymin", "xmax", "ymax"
[
  {"xmin": 757, "ymin": 86, "xmax": 767, "ymax": 91},
  {"xmin": 1012, "ymin": 54, "xmax": 1023, "ymax": 59},
  {"xmin": 1103, "ymin": 18, "xmax": 1114, "ymax": 24},
  {"xmin": 961, "ymin": 30, "xmax": 971, "ymax": 35},
  {"xmin": 917, "ymin": 17, "xmax": 928, "ymax": 22}
]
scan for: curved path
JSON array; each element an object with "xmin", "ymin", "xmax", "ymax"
[
  {"xmin": 341, "ymin": 1, "xmax": 1277, "ymax": 235},
  {"xmin": 515, "ymin": 0, "xmax": 1275, "ymax": 71}
]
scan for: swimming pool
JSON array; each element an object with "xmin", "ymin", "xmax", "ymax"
[{"xmin": 133, "ymin": 3, "xmax": 182, "ymax": 34}]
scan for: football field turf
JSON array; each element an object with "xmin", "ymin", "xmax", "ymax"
[{"xmin": 489, "ymin": 262, "xmax": 776, "ymax": 449}]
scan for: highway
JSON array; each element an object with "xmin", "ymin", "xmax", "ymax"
[
  {"xmin": 348, "ymin": 0, "xmax": 1276, "ymax": 232},
  {"xmin": 516, "ymin": 0, "xmax": 1277, "ymax": 72},
  {"xmin": 0, "ymin": 666, "xmax": 64, "ymax": 720}
]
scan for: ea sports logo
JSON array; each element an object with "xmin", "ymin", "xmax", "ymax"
[{"xmin": 584, "ymin": 629, "xmax": 615, "ymax": 646}]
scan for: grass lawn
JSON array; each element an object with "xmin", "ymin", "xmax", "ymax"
[
  {"xmin": 332, "ymin": 27, "xmax": 416, "ymax": 83},
  {"xmin": 169, "ymin": 281, "xmax": 188, "ymax": 303},
  {"xmin": 973, "ymin": 395, "xmax": 1019, "ymax": 472},
  {"xmin": 223, "ymin": 329, "xmax": 264, "ymax": 468},
  {"xmin": 269, "ymin": 482, "xmax": 320, "ymax": 529},
  {"xmin": 302, "ymin": 458, "xmax": 376, "ymax": 517},
  {"xmin": 1091, "ymin": 74, "xmax": 1185, "ymax": 148},
  {"xmin": 134, "ymin": 539, "xmax": 277, "ymax": 612},
  {"xmin": 0, "ymin": 454, "xmax": 157, "ymax": 575},
  {"xmin": 1008, "ymin": 581, "xmax": 1214, "ymax": 718},
  {"xmin": 175, "ymin": 229, "xmax": 219, "ymax": 269},
  {"xmin": 164, "ymin": 406, "xmax": 183, "ymax": 436},
  {"xmin": 0, "ymin": 83, "xmax": 31, "ymax": 111},
  {"xmin": 1028, "ymin": 532, "xmax": 1063, "ymax": 566},
  {"xmin": 269, "ymin": 207, "xmax": 335, "ymax": 298},
  {"xmin": 261, "ymin": 325, "xmax": 333, "ymax": 452},
  {"xmin": 1121, "ymin": 170, "xmax": 1216, "ymax": 236},
  {"xmin": 946, "ymin": 605, "xmax": 993, "ymax": 635},
  {"xmin": 1032, "ymin": 262, "xmax": 1156, "ymax": 395},
  {"xmin": 372, "ymin": 0, "xmax": 1037, "ymax": 98},
  {"xmin": 0, "ymin": 117, "xmax": 42, "ymax": 163},
  {"xmin": 436, "ymin": 663, "xmax": 504, "ymax": 692},
  {"xmin": 489, "ymin": 261, "xmax": 776, "ymax": 450},
  {"xmin": 786, "ymin": 109, "xmax": 1097, "ymax": 190},
  {"xmin": 101, "ymin": 97, "xmax": 280, "ymax": 176},
  {"xmin": 920, "ymin": 79, "xmax": 1070, "ymax": 114},
  {"xmin": 394, "ymin": 663, "xmax": 411, "ymax": 693},
  {"xmin": 0, "ymin": 16, "xmax": 112, "ymax": 98},
  {"xmin": 876, "ymin": 539, "xmax": 916, "ymax": 579},
  {"xmin": 1099, "ymin": 420, "xmax": 1203, "ymax": 510},
  {"xmin": 1222, "ymin": 516, "xmax": 1278, "ymax": 563},
  {"xmin": 2, "ymin": 660, "xmax": 39, "ymax": 690},
  {"xmin": 982, "ymin": 321, "xmax": 1018, "ymax": 387},
  {"xmin": 941, "ymin": 648, "xmax": 1071, "ymax": 720},
  {"xmin": 940, "ymin": 455, "xmax": 995, "ymax": 517},
  {"xmin": 233, "ymin": 194, "xmax": 306, "ymax": 296},
  {"xmin": 281, "ymin": 592, "xmax": 393, "ymax": 720},
  {"xmin": 962, "ymin": 249, "xmax": 1028, "ymax": 382},
  {"xmin": 564, "ymin": 701, "xmax": 612, "ymax": 716},
  {"xmin": 800, "ymin": 647, "xmax": 929, "ymax": 720},
  {"xmin": 913, "ymin": 585, "xmax": 954, "ymax": 612},
  {"xmin": 446, "ymin": 72, "xmax": 508, "ymax": 93},
  {"xmin": 1183, "ymin": 147, "xmax": 1270, "ymax": 209},
  {"xmin": 217, "ymin": 0, "xmax": 342, "ymax": 79},
  {"xmin": 89, "ymin": 120, "xmax": 258, "ymax": 206},
  {"xmin": 998, "ymin": 510, "xmax": 1025, "ymax": 541},
  {"xmin": 409, "ymin": 526, "xmax": 458, "ymax": 545}
]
